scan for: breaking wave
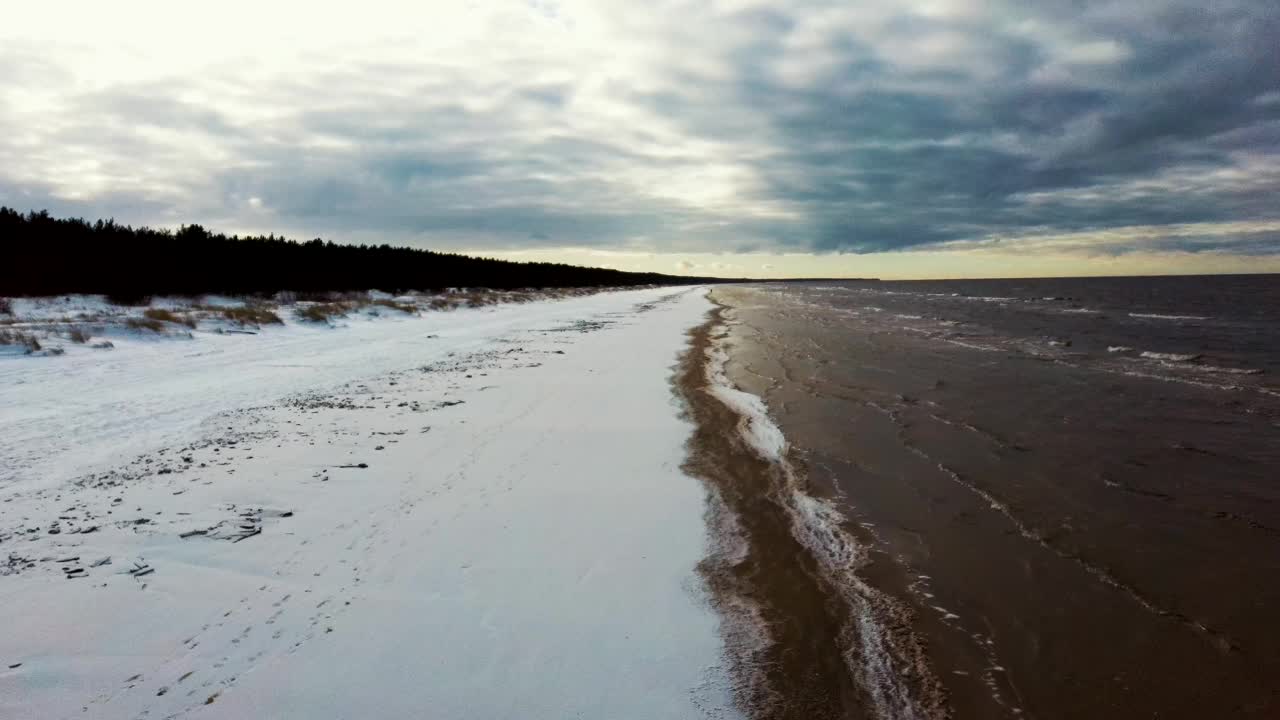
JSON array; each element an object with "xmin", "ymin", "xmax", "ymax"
[{"xmin": 1140, "ymin": 351, "xmax": 1201, "ymax": 362}]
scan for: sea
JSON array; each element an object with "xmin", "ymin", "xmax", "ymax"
[{"xmin": 683, "ymin": 274, "xmax": 1279, "ymax": 719}]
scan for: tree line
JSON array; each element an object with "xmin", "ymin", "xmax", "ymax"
[{"xmin": 0, "ymin": 208, "xmax": 729, "ymax": 298}]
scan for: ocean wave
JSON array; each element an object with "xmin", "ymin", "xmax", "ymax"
[
  {"xmin": 1108, "ymin": 346, "xmax": 1134, "ymax": 353},
  {"xmin": 1111, "ymin": 367, "xmax": 1244, "ymax": 393},
  {"xmin": 1129, "ymin": 312, "xmax": 1210, "ymax": 321},
  {"xmin": 944, "ymin": 338, "xmax": 1001, "ymax": 352},
  {"xmin": 1140, "ymin": 351, "xmax": 1201, "ymax": 362},
  {"xmin": 1197, "ymin": 365, "xmax": 1264, "ymax": 375},
  {"xmin": 1097, "ymin": 355, "xmax": 1273, "ymax": 395},
  {"xmin": 706, "ymin": 346, "xmax": 788, "ymax": 461}
]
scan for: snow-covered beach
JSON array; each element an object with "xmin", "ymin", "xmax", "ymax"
[{"xmin": 0, "ymin": 287, "xmax": 739, "ymax": 719}]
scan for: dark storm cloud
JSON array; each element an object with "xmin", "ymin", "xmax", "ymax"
[
  {"xmin": 697, "ymin": 0, "xmax": 1280, "ymax": 252},
  {"xmin": 0, "ymin": 0, "xmax": 1277, "ymax": 256},
  {"xmin": 1145, "ymin": 231, "xmax": 1280, "ymax": 256}
]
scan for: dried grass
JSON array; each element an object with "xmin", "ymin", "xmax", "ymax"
[
  {"xmin": 222, "ymin": 306, "xmax": 283, "ymax": 325},
  {"xmin": 296, "ymin": 303, "xmax": 350, "ymax": 323},
  {"xmin": 125, "ymin": 317, "xmax": 165, "ymax": 332},
  {"xmin": 0, "ymin": 329, "xmax": 41, "ymax": 351},
  {"xmin": 371, "ymin": 299, "xmax": 417, "ymax": 314},
  {"xmin": 143, "ymin": 308, "xmax": 197, "ymax": 328}
]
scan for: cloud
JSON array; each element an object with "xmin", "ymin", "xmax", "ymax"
[
  {"xmin": 0, "ymin": 0, "xmax": 1277, "ymax": 263},
  {"xmin": 929, "ymin": 220, "xmax": 1280, "ymax": 257}
]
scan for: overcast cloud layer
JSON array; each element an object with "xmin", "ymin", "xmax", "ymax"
[{"xmin": 2, "ymin": 0, "xmax": 1278, "ymax": 271}]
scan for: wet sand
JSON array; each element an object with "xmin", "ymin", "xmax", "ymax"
[
  {"xmin": 678, "ymin": 303, "xmax": 947, "ymax": 720},
  {"xmin": 682, "ymin": 284, "xmax": 1279, "ymax": 719}
]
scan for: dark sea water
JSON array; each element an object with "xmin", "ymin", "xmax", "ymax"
[
  {"xmin": 798, "ymin": 274, "xmax": 1280, "ymax": 387},
  {"xmin": 705, "ymin": 274, "xmax": 1279, "ymax": 719}
]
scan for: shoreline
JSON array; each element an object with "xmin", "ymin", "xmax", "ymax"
[{"xmin": 676, "ymin": 290, "xmax": 947, "ymax": 720}]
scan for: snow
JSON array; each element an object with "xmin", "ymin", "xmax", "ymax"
[
  {"xmin": 4, "ymin": 290, "xmax": 669, "ymax": 495},
  {"xmin": 0, "ymin": 287, "xmax": 739, "ymax": 719}
]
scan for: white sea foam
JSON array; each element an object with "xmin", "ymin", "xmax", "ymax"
[
  {"xmin": 1140, "ymin": 351, "xmax": 1201, "ymax": 362},
  {"xmin": 1197, "ymin": 365, "xmax": 1264, "ymax": 375},
  {"xmin": 944, "ymin": 338, "xmax": 1001, "ymax": 352},
  {"xmin": 1112, "ymin": 366, "xmax": 1243, "ymax": 393},
  {"xmin": 1107, "ymin": 346, "xmax": 1133, "ymax": 353},
  {"xmin": 1129, "ymin": 312, "xmax": 1210, "ymax": 321},
  {"xmin": 704, "ymin": 327, "xmax": 931, "ymax": 720},
  {"xmin": 706, "ymin": 345, "xmax": 788, "ymax": 461}
]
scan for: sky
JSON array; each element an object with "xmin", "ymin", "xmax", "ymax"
[{"xmin": 1, "ymin": 0, "xmax": 1278, "ymax": 279}]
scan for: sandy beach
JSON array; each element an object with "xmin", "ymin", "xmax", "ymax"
[
  {"xmin": 6, "ymin": 277, "xmax": 1276, "ymax": 720},
  {"xmin": 0, "ymin": 287, "xmax": 739, "ymax": 719}
]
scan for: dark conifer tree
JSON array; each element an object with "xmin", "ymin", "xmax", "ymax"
[{"xmin": 0, "ymin": 208, "xmax": 728, "ymax": 297}]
